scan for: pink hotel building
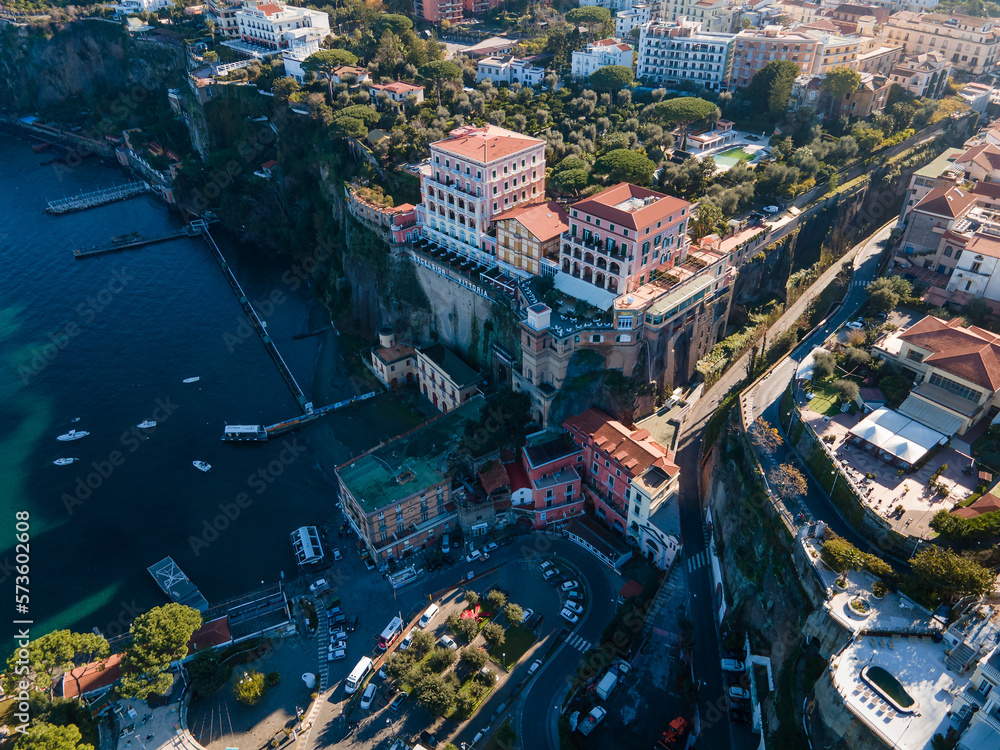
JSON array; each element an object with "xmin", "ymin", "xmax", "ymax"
[{"xmin": 416, "ymin": 125, "xmax": 547, "ymax": 266}]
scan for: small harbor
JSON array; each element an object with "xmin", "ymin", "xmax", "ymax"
[
  {"xmin": 147, "ymin": 556, "xmax": 209, "ymax": 612},
  {"xmin": 46, "ymin": 181, "xmax": 151, "ymax": 214},
  {"xmin": 222, "ymin": 391, "xmax": 377, "ymax": 441}
]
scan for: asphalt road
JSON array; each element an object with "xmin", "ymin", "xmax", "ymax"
[{"xmin": 669, "ymin": 220, "xmax": 895, "ymax": 749}]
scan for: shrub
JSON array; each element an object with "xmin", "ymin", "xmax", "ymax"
[
  {"xmin": 459, "ymin": 647, "xmax": 488, "ymax": 672},
  {"xmin": 481, "ymin": 622, "xmax": 505, "ymax": 648},
  {"xmin": 427, "ymin": 647, "xmax": 458, "ymax": 673},
  {"xmin": 265, "ymin": 672, "xmax": 280, "ymax": 687},
  {"xmin": 486, "ymin": 590, "xmax": 508, "ymax": 612},
  {"xmin": 233, "ymin": 671, "xmax": 266, "ymax": 706}
]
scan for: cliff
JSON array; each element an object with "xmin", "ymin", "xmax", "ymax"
[{"xmin": 0, "ymin": 21, "xmax": 183, "ymax": 117}]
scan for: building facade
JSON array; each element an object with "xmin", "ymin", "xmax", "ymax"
[
  {"xmin": 475, "ymin": 56, "xmax": 545, "ymax": 86},
  {"xmin": 520, "ymin": 434, "xmax": 586, "ymax": 529},
  {"xmin": 637, "ymin": 19, "xmax": 735, "ymax": 91},
  {"xmin": 883, "ymin": 11, "xmax": 1000, "ymax": 77},
  {"xmin": 560, "ymin": 182, "xmax": 692, "ymax": 296},
  {"xmin": 571, "ymin": 39, "xmax": 635, "ymax": 80},
  {"xmin": 728, "ymin": 27, "xmax": 822, "ymax": 89},
  {"xmin": 234, "ymin": 0, "xmax": 329, "ymax": 51},
  {"xmin": 660, "ymin": 0, "xmax": 736, "ymax": 33},
  {"xmin": 369, "ymin": 81, "xmax": 425, "ymax": 108},
  {"xmin": 413, "ymin": 0, "xmax": 462, "ymax": 24},
  {"xmin": 494, "ymin": 200, "xmax": 569, "ymax": 278},
  {"xmin": 889, "ymin": 50, "xmax": 951, "ymax": 98},
  {"xmin": 615, "ymin": 3, "xmax": 652, "ymax": 39},
  {"xmin": 416, "ymin": 124, "xmax": 546, "ymax": 266}
]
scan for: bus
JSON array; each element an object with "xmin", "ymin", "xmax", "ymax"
[
  {"xmin": 378, "ymin": 616, "xmax": 403, "ymax": 651},
  {"xmin": 344, "ymin": 656, "xmax": 373, "ymax": 694}
]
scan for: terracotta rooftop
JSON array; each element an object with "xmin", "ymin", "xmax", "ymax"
[
  {"xmin": 563, "ymin": 407, "xmax": 679, "ymax": 478},
  {"xmin": 373, "ymin": 342, "xmax": 416, "ymax": 365},
  {"xmin": 493, "ymin": 200, "xmax": 569, "ymax": 243},
  {"xmin": 187, "ymin": 616, "xmax": 232, "ymax": 654},
  {"xmin": 478, "ymin": 460, "xmax": 511, "ymax": 494},
  {"xmin": 504, "ymin": 460, "xmax": 530, "ymax": 492},
  {"xmin": 570, "ymin": 183, "xmax": 690, "ymax": 233},
  {"xmin": 257, "ymin": 3, "xmax": 282, "ymax": 14},
  {"xmin": 61, "ymin": 653, "xmax": 124, "ymax": 699},
  {"xmin": 370, "ymin": 81, "xmax": 424, "ymax": 94},
  {"xmin": 966, "ymin": 232, "xmax": 1000, "ymax": 259},
  {"xmin": 900, "ymin": 315, "xmax": 1000, "ymax": 391},
  {"xmin": 913, "ymin": 185, "xmax": 976, "ymax": 219},
  {"xmin": 957, "ymin": 143, "xmax": 1000, "ymax": 174},
  {"xmin": 972, "ymin": 181, "xmax": 1000, "ymax": 201},
  {"xmin": 431, "ymin": 124, "xmax": 543, "ymax": 162}
]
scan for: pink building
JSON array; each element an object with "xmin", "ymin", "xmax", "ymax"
[
  {"xmin": 417, "ymin": 124, "xmax": 546, "ymax": 266},
  {"xmin": 520, "ymin": 435, "xmax": 586, "ymax": 529},
  {"xmin": 563, "ymin": 407, "xmax": 680, "ymax": 537},
  {"xmin": 728, "ymin": 26, "xmax": 821, "ymax": 89},
  {"xmin": 559, "ymin": 183, "xmax": 691, "ymax": 295},
  {"xmin": 415, "ymin": 0, "xmax": 462, "ymax": 24}
]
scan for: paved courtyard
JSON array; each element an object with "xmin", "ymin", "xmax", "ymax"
[{"xmin": 800, "ymin": 401, "xmax": 978, "ymax": 539}]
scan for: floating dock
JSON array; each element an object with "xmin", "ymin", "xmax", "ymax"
[
  {"xmin": 74, "ymin": 227, "xmax": 196, "ymax": 258},
  {"xmin": 221, "ymin": 391, "xmax": 377, "ymax": 442},
  {"xmin": 147, "ymin": 556, "xmax": 209, "ymax": 612},
  {"xmin": 46, "ymin": 182, "xmax": 150, "ymax": 214}
]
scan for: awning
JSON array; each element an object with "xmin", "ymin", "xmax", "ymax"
[
  {"xmin": 849, "ymin": 407, "xmax": 947, "ymax": 466},
  {"xmin": 553, "ymin": 272, "xmax": 618, "ymax": 310},
  {"xmin": 898, "ymin": 394, "xmax": 966, "ymax": 437}
]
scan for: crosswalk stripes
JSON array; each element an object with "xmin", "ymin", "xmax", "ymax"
[
  {"xmin": 565, "ymin": 632, "xmax": 591, "ymax": 653},
  {"xmin": 852, "ymin": 280, "xmax": 871, "ymax": 288},
  {"xmin": 686, "ymin": 550, "xmax": 709, "ymax": 573}
]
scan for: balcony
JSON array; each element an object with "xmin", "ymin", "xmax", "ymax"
[{"xmin": 427, "ymin": 174, "xmax": 482, "ymax": 201}]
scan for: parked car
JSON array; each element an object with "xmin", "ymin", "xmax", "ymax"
[
  {"xmin": 389, "ymin": 692, "xmax": 408, "ymax": 712},
  {"xmin": 327, "ymin": 648, "xmax": 347, "ymax": 661},
  {"xmin": 846, "ymin": 320, "xmax": 864, "ymax": 331},
  {"xmin": 566, "ymin": 590, "xmax": 584, "ymax": 601},
  {"xmin": 332, "ymin": 548, "xmax": 342, "ymax": 561},
  {"xmin": 360, "ymin": 683, "xmax": 377, "ymax": 710},
  {"xmin": 561, "ymin": 580, "xmax": 579, "ymax": 592},
  {"xmin": 328, "ymin": 639, "xmax": 347, "ymax": 653},
  {"xmin": 328, "ymin": 605, "xmax": 343, "ymax": 617},
  {"xmin": 560, "ymin": 608, "xmax": 579, "ymax": 624},
  {"xmin": 563, "ymin": 600, "xmax": 583, "ymax": 615},
  {"xmin": 400, "ymin": 632, "xmax": 414, "ymax": 651},
  {"xmin": 548, "ymin": 574, "xmax": 568, "ymax": 587},
  {"xmin": 528, "ymin": 659, "xmax": 543, "ymax": 675},
  {"xmin": 482, "ymin": 541, "xmax": 498, "ymax": 554},
  {"xmin": 525, "ymin": 613, "xmax": 543, "ymax": 631},
  {"xmin": 364, "ymin": 558, "xmax": 376, "ymax": 571},
  {"xmin": 441, "ymin": 533, "xmax": 450, "ymax": 553},
  {"xmin": 479, "ymin": 667, "xmax": 496, "ymax": 683},
  {"xmin": 763, "ymin": 205, "xmax": 779, "ymax": 214},
  {"xmin": 721, "ymin": 658, "xmax": 746, "ymax": 673},
  {"xmin": 426, "ymin": 558, "xmax": 444, "ymax": 572},
  {"xmin": 419, "ymin": 730, "xmax": 439, "ymax": 748},
  {"xmin": 542, "ymin": 567, "xmax": 559, "ymax": 580},
  {"xmin": 520, "ymin": 608, "xmax": 534, "ymax": 624},
  {"xmin": 538, "ymin": 560, "xmax": 554, "ymax": 572},
  {"xmin": 438, "ymin": 635, "xmax": 458, "ymax": 650},
  {"xmin": 309, "ymin": 579, "xmax": 328, "ymax": 593},
  {"xmin": 465, "ymin": 549, "xmax": 482, "ymax": 563},
  {"xmin": 345, "ymin": 615, "xmax": 358, "ymax": 632},
  {"xmin": 331, "ymin": 613, "xmax": 346, "ymax": 626},
  {"xmin": 330, "ymin": 629, "xmax": 347, "ymax": 642},
  {"xmin": 729, "ymin": 687, "xmax": 751, "ymax": 701}
]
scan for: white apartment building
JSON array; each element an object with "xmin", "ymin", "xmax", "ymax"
[
  {"xmin": 660, "ymin": 0, "xmax": 736, "ymax": 34},
  {"xmin": 281, "ymin": 35, "xmax": 321, "ymax": 81},
  {"xmin": 883, "ymin": 11, "xmax": 1000, "ymax": 77},
  {"xmin": 637, "ymin": 19, "xmax": 734, "ymax": 91},
  {"xmin": 113, "ymin": 0, "xmax": 174, "ymax": 14},
  {"xmin": 234, "ymin": 0, "xmax": 329, "ymax": 52},
  {"xmin": 571, "ymin": 39, "xmax": 635, "ymax": 80},
  {"xmin": 615, "ymin": 3, "xmax": 652, "ymax": 40},
  {"xmin": 475, "ymin": 55, "xmax": 545, "ymax": 86},
  {"xmin": 207, "ymin": 0, "xmax": 240, "ymax": 36},
  {"xmin": 416, "ymin": 125, "xmax": 547, "ymax": 266}
]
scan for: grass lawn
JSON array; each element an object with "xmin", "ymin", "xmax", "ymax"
[
  {"xmin": 972, "ymin": 434, "xmax": 1000, "ymax": 473},
  {"xmin": 805, "ymin": 382, "xmax": 843, "ymax": 417},
  {"xmin": 487, "ymin": 625, "xmax": 536, "ymax": 672},
  {"xmin": 450, "ymin": 677, "xmax": 494, "ymax": 719}
]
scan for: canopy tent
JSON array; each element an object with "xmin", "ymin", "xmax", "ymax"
[{"xmin": 848, "ymin": 407, "xmax": 948, "ymax": 468}]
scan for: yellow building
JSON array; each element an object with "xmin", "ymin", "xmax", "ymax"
[{"xmin": 494, "ymin": 200, "xmax": 569, "ymax": 278}]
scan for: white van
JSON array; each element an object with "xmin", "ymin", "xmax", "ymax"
[{"xmin": 418, "ymin": 604, "xmax": 440, "ymax": 629}]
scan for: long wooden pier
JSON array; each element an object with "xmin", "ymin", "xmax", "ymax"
[
  {"xmin": 192, "ymin": 220, "xmax": 309, "ymax": 411},
  {"xmin": 221, "ymin": 391, "xmax": 377, "ymax": 442},
  {"xmin": 46, "ymin": 181, "xmax": 150, "ymax": 214},
  {"xmin": 74, "ymin": 227, "xmax": 195, "ymax": 258}
]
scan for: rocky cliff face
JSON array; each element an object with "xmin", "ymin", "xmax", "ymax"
[{"xmin": 0, "ymin": 21, "xmax": 182, "ymax": 116}]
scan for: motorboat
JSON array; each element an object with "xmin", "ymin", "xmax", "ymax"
[
  {"xmin": 192, "ymin": 461, "xmax": 211, "ymax": 472},
  {"xmin": 57, "ymin": 429, "xmax": 90, "ymax": 442},
  {"xmin": 137, "ymin": 420, "xmax": 157, "ymax": 429},
  {"xmin": 183, "ymin": 377, "xmax": 200, "ymax": 384},
  {"xmin": 70, "ymin": 417, "xmax": 80, "ymax": 423},
  {"xmin": 53, "ymin": 458, "xmax": 79, "ymax": 466}
]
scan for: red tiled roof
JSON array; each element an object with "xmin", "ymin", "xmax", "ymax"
[
  {"xmin": 432, "ymin": 124, "xmax": 543, "ymax": 162},
  {"xmin": 370, "ymin": 81, "xmax": 424, "ymax": 94},
  {"xmin": 188, "ymin": 616, "xmax": 232, "ymax": 654},
  {"xmin": 504, "ymin": 460, "xmax": 530, "ymax": 492},
  {"xmin": 563, "ymin": 408, "xmax": 679, "ymax": 478},
  {"xmin": 261, "ymin": 159, "xmax": 277, "ymax": 169},
  {"xmin": 966, "ymin": 232, "xmax": 1000, "ymax": 259},
  {"xmin": 900, "ymin": 316, "xmax": 1000, "ymax": 390},
  {"xmin": 61, "ymin": 653, "xmax": 124, "ymax": 699},
  {"xmin": 952, "ymin": 490, "xmax": 1000, "ymax": 518},
  {"xmin": 569, "ymin": 183, "xmax": 690, "ymax": 233},
  {"xmin": 478, "ymin": 460, "xmax": 511, "ymax": 494},
  {"xmin": 493, "ymin": 200, "xmax": 569, "ymax": 243},
  {"xmin": 913, "ymin": 185, "xmax": 976, "ymax": 219},
  {"xmin": 957, "ymin": 143, "xmax": 1000, "ymax": 173},
  {"xmin": 257, "ymin": 3, "xmax": 282, "ymax": 14},
  {"xmin": 619, "ymin": 579, "xmax": 644, "ymax": 598},
  {"xmin": 972, "ymin": 181, "xmax": 1000, "ymax": 200},
  {"xmin": 373, "ymin": 342, "xmax": 416, "ymax": 365}
]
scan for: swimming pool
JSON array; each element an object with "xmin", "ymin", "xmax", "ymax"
[
  {"xmin": 861, "ymin": 666, "xmax": 916, "ymax": 714},
  {"xmin": 714, "ymin": 147, "xmax": 756, "ymax": 168}
]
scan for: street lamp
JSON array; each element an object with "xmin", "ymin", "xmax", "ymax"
[
  {"xmin": 831, "ymin": 469, "xmax": 840, "ymax": 494},
  {"xmin": 502, "ymin": 652, "xmax": 506, "ymax": 669}
]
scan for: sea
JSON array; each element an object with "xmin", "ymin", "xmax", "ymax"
[{"xmin": 0, "ymin": 136, "xmax": 408, "ymax": 640}]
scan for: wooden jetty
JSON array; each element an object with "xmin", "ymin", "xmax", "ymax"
[
  {"xmin": 74, "ymin": 227, "xmax": 195, "ymax": 258},
  {"xmin": 46, "ymin": 182, "xmax": 150, "ymax": 215},
  {"xmin": 147, "ymin": 556, "xmax": 209, "ymax": 612},
  {"xmin": 221, "ymin": 391, "xmax": 377, "ymax": 442}
]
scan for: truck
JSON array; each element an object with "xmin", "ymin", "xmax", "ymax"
[
  {"xmin": 595, "ymin": 671, "xmax": 618, "ymax": 700},
  {"xmin": 578, "ymin": 707, "xmax": 607, "ymax": 736},
  {"xmin": 655, "ymin": 717, "xmax": 688, "ymax": 750}
]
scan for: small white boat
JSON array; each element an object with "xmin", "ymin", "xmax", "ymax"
[
  {"xmin": 183, "ymin": 377, "xmax": 200, "ymax": 384},
  {"xmin": 57, "ymin": 429, "xmax": 90, "ymax": 442},
  {"xmin": 53, "ymin": 458, "xmax": 79, "ymax": 466},
  {"xmin": 70, "ymin": 417, "xmax": 81, "ymax": 423},
  {"xmin": 192, "ymin": 461, "xmax": 211, "ymax": 472},
  {"xmin": 137, "ymin": 420, "xmax": 157, "ymax": 429}
]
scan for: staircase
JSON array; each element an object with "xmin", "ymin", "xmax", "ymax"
[{"xmin": 947, "ymin": 641, "xmax": 976, "ymax": 673}]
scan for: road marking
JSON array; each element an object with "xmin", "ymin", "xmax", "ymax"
[
  {"xmin": 686, "ymin": 551, "xmax": 708, "ymax": 572},
  {"xmin": 565, "ymin": 633, "xmax": 591, "ymax": 652}
]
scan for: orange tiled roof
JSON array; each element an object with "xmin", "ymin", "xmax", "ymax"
[
  {"xmin": 478, "ymin": 460, "xmax": 511, "ymax": 494},
  {"xmin": 563, "ymin": 408, "xmax": 679, "ymax": 478},
  {"xmin": 432, "ymin": 124, "xmax": 543, "ymax": 162},
  {"xmin": 973, "ymin": 181, "xmax": 1000, "ymax": 200},
  {"xmin": 373, "ymin": 342, "xmax": 416, "ymax": 365},
  {"xmin": 188, "ymin": 616, "xmax": 232, "ymax": 654},
  {"xmin": 957, "ymin": 143, "xmax": 1000, "ymax": 173},
  {"xmin": 900, "ymin": 316, "xmax": 1000, "ymax": 390},
  {"xmin": 61, "ymin": 653, "xmax": 124, "ymax": 699},
  {"xmin": 257, "ymin": 3, "xmax": 282, "ymax": 14},
  {"xmin": 493, "ymin": 200, "xmax": 569, "ymax": 243},
  {"xmin": 570, "ymin": 183, "xmax": 690, "ymax": 233},
  {"xmin": 913, "ymin": 185, "xmax": 977, "ymax": 219}
]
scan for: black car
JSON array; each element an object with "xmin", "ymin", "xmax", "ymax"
[
  {"xmin": 525, "ymin": 613, "xmax": 543, "ymax": 631},
  {"xmin": 331, "ymin": 613, "xmax": 346, "ymax": 626},
  {"xmin": 440, "ymin": 555, "xmax": 455, "ymax": 566},
  {"xmin": 547, "ymin": 574, "xmax": 568, "ymax": 587},
  {"xmin": 426, "ymin": 558, "xmax": 444, "ymax": 572},
  {"xmin": 345, "ymin": 615, "xmax": 358, "ymax": 632},
  {"xmin": 419, "ymin": 730, "xmax": 439, "ymax": 748}
]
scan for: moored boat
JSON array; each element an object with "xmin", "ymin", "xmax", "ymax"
[
  {"xmin": 53, "ymin": 458, "xmax": 79, "ymax": 466},
  {"xmin": 183, "ymin": 376, "xmax": 200, "ymax": 384},
  {"xmin": 192, "ymin": 460, "xmax": 211, "ymax": 472},
  {"xmin": 137, "ymin": 420, "xmax": 157, "ymax": 429},
  {"xmin": 57, "ymin": 429, "xmax": 90, "ymax": 442}
]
